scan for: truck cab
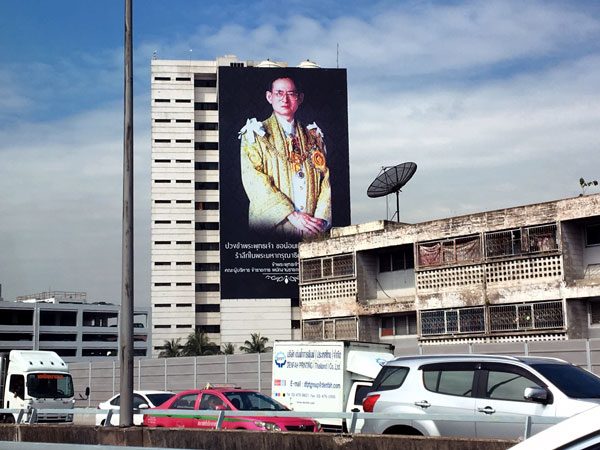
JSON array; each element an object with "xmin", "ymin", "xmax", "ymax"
[{"xmin": 1, "ymin": 350, "xmax": 75, "ymax": 423}]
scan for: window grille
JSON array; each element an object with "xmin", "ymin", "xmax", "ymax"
[
  {"xmin": 485, "ymin": 224, "xmax": 557, "ymax": 259},
  {"xmin": 420, "ymin": 307, "xmax": 485, "ymax": 336},
  {"xmin": 301, "ymin": 317, "xmax": 358, "ymax": 340},
  {"xmin": 417, "ymin": 235, "xmax": 481, "ymax": 268},
  {"xmin": 300, "ymin": 254, "xmax": 355, "ymax": 282},
  {"xmin": 590, "ymin": 302, "xmax": 600, "ymax": 325},
  {"xmin": 489, "ymin": 301, "xmax": 564, "ymax": 332}
]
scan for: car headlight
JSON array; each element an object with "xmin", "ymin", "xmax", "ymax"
[{"xmin": 254, "ymin": 421, "xmax": 281, "ymax": 431}]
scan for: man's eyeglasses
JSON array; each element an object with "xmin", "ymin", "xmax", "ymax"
[{"xmin": 272, "ymin": 90, "xmax": 300, "ymax": 100}]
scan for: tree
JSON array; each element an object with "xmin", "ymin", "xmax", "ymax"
[
  {"xmin": 159, "ymin": 338, "xmax": 182, "ymax": 358},
  {"xmin": 239, "ymin": 333, "xmax": 272, "ymax": 353},
  {"xmin": 221, "ymin": 343, "xmax": 235, "ymax": 355},
  {"xmin": 182, "ymin": 331, "xmax": 219, "ymax": 356}
]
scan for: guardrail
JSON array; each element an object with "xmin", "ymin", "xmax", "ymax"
[{"xmin": 0, "ymin": 407, "xmax": 564, "ymax": 440}]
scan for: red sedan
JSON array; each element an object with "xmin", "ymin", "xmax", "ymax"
[{"xmin": 143, "ymin": 387, "xmax": 320, "ymax": 432}]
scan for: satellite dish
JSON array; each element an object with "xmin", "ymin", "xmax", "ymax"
[{"xmin": 367, "ymin": 162, "xmax": 417, "ymax": 222}]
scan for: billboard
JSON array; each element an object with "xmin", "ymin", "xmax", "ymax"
[{"xmin": 218, "ymin": 66, "xmax": 350, "ymax": 299}]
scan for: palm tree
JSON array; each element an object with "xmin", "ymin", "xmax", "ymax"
[
  {"xmin": 221, "ymin": 343, "xmax": 235, "ymax": 355},
  {"xmin": 239, "ymin": 333, "xmax": 272, "ymax": 353},
  {"xmin": 159, "ymin": 338, "xmax": 182, "ymax": 358},
  {"xmin": 182, "ymin": 331, "xmax": 218, "ymax": 356}
]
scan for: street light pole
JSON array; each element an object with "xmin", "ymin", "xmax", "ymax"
[{"xmin": 119, "ymin": 0, "xmax": 134, "ymax": 427}]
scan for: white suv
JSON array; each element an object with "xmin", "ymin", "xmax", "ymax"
[{"xmin": 361, "ymin": 354, "xmax": 600, "ymax": 439}]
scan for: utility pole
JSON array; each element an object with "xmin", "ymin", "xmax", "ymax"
[{"xmin": 119, "ymin": 0, "xmax": 134, "ymax": 427}]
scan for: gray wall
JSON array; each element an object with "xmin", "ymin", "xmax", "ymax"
[{"xmin": 72, "ymin": 338, "xmax": 600, "ymax": 407}]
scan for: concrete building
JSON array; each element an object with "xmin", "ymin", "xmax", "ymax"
[
  {"xmin": 151, "ymin": 56, "xmax": 313, "ymax": 355},
  {"xmin": 298, "ymin": 194, "xmax": 600, "ymax": 351},
  {"xmin": 0, "ymin": 291, "xmax": 149, "ymax": 359}
]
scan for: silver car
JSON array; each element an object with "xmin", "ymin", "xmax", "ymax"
[{"xmin": 361, "ymin": 354, "xmax": 600, "ymax": 439}]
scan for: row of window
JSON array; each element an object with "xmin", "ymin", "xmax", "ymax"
[
  {"xmin": 153, "ymin": 242, "xmax": 219, "ymax": 251},
  {"xmin": 152, "ymin": 139, "xmax": 219, "ymax": 150},
  {"xmin": 154, "ymin": 304, "xmax": 221, "ymax": 312},
  {"xmin": 152, "ymin": 200, "xmax": 219, "ymax": 210},
  {"xmin": 153, "ymin": 262, "xmax": 219, "ymax": 271},
  {"xmin": 152, "ymin": 76, "xmax": 217, "ymax": 88},
  {"xmin": 153, "ymin": 99, "xmax": 218, "ymax": 111},
  {"xmin": 154, "ymin": 161, "xmax": 218, "ymax": 170},
  {"xmin": 152, "ymin": 181, "xmax": 219, "ymax": 190}
]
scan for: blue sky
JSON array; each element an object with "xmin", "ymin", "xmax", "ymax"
[{"xmin": 1, "ymin": 0, "xmax": 600, "ymax": 305}]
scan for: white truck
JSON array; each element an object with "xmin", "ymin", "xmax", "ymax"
[
  {"xmin": 0, "ymin": 350, "xmax": 75, "ymax": 423},
  {"xmin": 271, "ymin": 340, "xmax": 395, "ymax": 432}
]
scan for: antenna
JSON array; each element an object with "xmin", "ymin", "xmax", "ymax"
[
  {"xmin": 336, "ymin": 43, "xmax": 339, "ymax": 68},
  {"xmin": 367, "ymin": 162, "xmax": 417, "ymax": 222}
]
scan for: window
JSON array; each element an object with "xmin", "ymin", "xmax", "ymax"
[
  {"xmin": 195, "ymin": 142, "xmax": 219, "ymax": 150},
  {"xmin": 196, "ymin": 202, "xmax": 219, "ymax": 210},
  {"xmin": 176, "ymin": 220, "xmax": 192, "ymax": 224},
  {"xmin": 417, "ymin": 235, "xmax": 482, "ymax": 268},
  {"xmin": 154, "ymin": 119, "xmax": 170, "ymax": 123},
  {"xmin": 195, "ymin": 162, "xmax": 219, "ymax": 170},
  {"xmin": 176, "ymin": 261, "xmax": 192, "ymax": 266},
  {"xmin": 154, "ymin": 304, "xmax": 171, "ymax": 308},
  {"xmin": 175, "ymin": 119, "xmax": 191, "ymax": 123},
  {"xmin": 195, "ymin": 182, "xmax": 219, "ymax": 190},
  {"xmin": 422, "ymin": 363, "xmax": 476, "ymax": 397},
  {"xmin": 154, "ymin": 77, "xmax": 171, "ymax": 81},
  {"xmin": 196, "ymin": 263, "xmax": 220, "ymax": 271},
  {"xmin": 176, "ymin": 324, "xmax": 192, "ymax": 328},
  {"xmin": 175, "ymin": 99, "xmax": 191, "ymax": 103},
  {"xmin": 154, "ymin": 324, "xmax": 171, "ymax": 328},
  {"xmin": 172, "ymin": 393, "xmax": 198, "ymax": 410},
  {"xmin": 176, "ymin": 77, "xmax": 191, "ymax": 81},
  {"xmin": 291, "ymin": 320, "xmax": 301, "ymax": 329},
  {"xmin": 175, "ymin": 159, "xmax": 191, "ymax": 164},
  {"xmin": 154, "ymin": 241, "xmax": 171, "ymax": 245},
  {"xmin": 154, "ymin": 200, "xmax": 171, "ymax": 204},
  {"xmin": 587, "ymin": 224, "xmax": 600, "ymax": 246},
  {"xmin": 154, "ymin": 159, "xmax": 171, "ymax": 163},
  {"xmin": 176, "ymin": 241, "xmax": 192, "ymax": 245},
  {"xmin": 301, "ymin": 254, "xmax": 354, "ymax": 282},
  {"xmin": 154, "ymin": 139, "xmax": 170, "ymax": 143},
  {"xmin": 195, "ymin": 304, "xmax": 220, "ymax": 313},
  {"xmin": 175, "ymin": 139, "xmax": 192, "ymax": 144},
  {"xmin": 195, "ymin": 122, "xmax": 218, "ymax": 130},
  {"xmin": 590, "ymin": 302, "xmax": 600, "ymax": 325},
  {"xmin": 379, "ymin": 246, "xmax": 414, "ymax": 272},
  {"xmin": 176, "ymin": 283, "xmax": 192, "ymax": 287},
  {"xmin": 195, "ymin": 222, "xmax": 219, "ymax": 230},
  {"xmin": 195, "ymin": 283, "xmax": 220, "ymax": 292},
  {"xmin": 194, "ymin": 79, "xmax": 217, "ymax": 88},
  {"xmin": 197, "ymin": 324, "xmax": 220, "ymax": 333},
  {"xmin": 154, "ymin": 99, "xmax": 170, "ymax": 103},
  {"xmin": 484, "ymin": 367, "xmax": 542, "ymax": 402},
  {"xmin": 194, "ymin": 102, "xmax": 218, "ymax": 110},
  {"xmin": 175, "ymin": 179, "xmax": 191, "ymax": 183},
  {"xmin": 371, "ymin": 366, "xmax": 410, "ymax": 392},
  {"xmin": 175, "ymin": 200, "xmax": 192, "ymax": 204},
  {"xmin": 176, "ymin": 304, "xmax": 191, "ymax": 307},
  {"xmin": 154, "ymin": 220, "xmax": 171, "ymax": 224},
  {"xmin": 291, "ymin": 298, "xmax": 300, "ymax": 307},
  {"xmin": 154, "ymin": 179, "xmax": 171, "ymax": 183},
  {"xmin": 196, "ymin": 242, "xmax": 219, "ymax": 251},
  {"xmin": 154, "ymin": 262, "xmax": 171, "ymax": 266},
  {"xmin": 154, "ymin": 283, "xmax": 171, "ymax": 287},
  {"xmin": 381, "ymin": 314, "xmax": 418, "ymax": 337}
]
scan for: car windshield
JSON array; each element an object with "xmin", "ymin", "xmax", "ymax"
[
  {"xmin": 531, "ymin": 363, "xmax": 600, "ymax": 398},
  {"xmin": 27, "ymin": 373, "xmax": 74, "ymax": 399},
  {"xmin": 146, "ymin": 393, "xmax": 175, "ymax": 407},
  {"xmin": 223, "ymin": 391, "xmax": 288, "ymax": 411}
]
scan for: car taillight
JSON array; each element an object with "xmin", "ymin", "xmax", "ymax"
[{"xmin": 362, "ymin": 394, "xmax": 380, "ymax": 412}]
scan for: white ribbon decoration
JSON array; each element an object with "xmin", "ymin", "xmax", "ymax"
[{"xmin": 238, "ymin": 118, "xmax": 265, "ymax": 144}]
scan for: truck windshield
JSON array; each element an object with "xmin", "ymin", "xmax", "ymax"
[
  {"xmin": 27, "ymin": 373, "xmax": 74, "ymax": 399},
  {"xmin": 531, "ymin": 363, "xmax": 600, "ymax": 399}
]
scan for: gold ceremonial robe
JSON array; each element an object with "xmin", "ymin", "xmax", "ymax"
[{"xmin": 240, "ymin": 113, "xmax": 331, "ymax": 237}]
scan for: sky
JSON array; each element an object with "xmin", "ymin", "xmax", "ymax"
[{"xmin": 1, "ymin": 0, "xmax": 600, "ymax": 305}]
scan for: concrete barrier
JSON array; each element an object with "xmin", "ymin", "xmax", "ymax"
[{"xmin": 0, "ymin": 425, "xmax": 517, "ymax": 450}]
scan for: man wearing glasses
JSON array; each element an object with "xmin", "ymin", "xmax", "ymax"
[{"xmin": 239, "ymin": 76, "xmax": 331, "ymax": 238}]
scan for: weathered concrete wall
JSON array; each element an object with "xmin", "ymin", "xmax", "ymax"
[{"xmin": 0, "ymin": 425, "xmax": 517, "ymax": 450}]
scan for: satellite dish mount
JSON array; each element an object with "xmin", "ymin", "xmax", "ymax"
[{"xmin": 367, "ymin": 162, "xmax": 417, "ymax": 222}]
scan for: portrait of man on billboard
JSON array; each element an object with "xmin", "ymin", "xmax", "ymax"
[{"xmin": 238, "ymin": 76, "xmax": 331, "ymax": 238}]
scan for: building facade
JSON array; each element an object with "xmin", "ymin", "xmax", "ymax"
[
  {"xmin": 151, "ymin": 57, "xmax": 324, "ymax": 355},
  {"xmin": 0, "ymin": 291, "xmax": 149, "ymax": 359},
  {"xmin": 298, "ymin": 194, "xmax": 600, "ymax": 351}
]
